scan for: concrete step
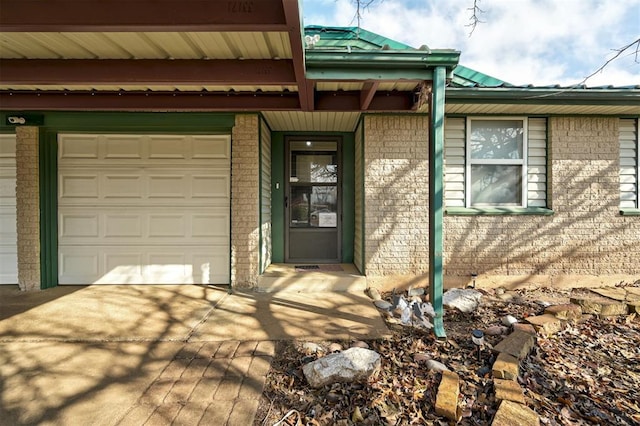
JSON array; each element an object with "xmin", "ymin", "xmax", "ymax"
[{"xmin": 256, "ymin": 264, "xmax": 367, "ymax": 293}]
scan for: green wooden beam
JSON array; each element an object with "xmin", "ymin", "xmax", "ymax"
[{"xmin": 429, "ymin": 67, "xmax": 446, "ymax": 339}]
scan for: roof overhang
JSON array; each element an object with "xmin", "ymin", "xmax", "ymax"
[
  {"xmin": 446, "ymin": 87, "xmax": 640, "ymax": 115},
  {"xmin": 0, "ymin": 0, "xmax": 461, "ymax": 114}
]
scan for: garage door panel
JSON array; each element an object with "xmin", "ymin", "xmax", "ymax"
[
  {"xmin": 148, "ymin": 136, "xmax": 189, "ymax": 159},
  {"xmin": 104, "ymin": 214, "xmax": 143, "ymax": 238},
  {"xmin": 59, "ymin": 170, "xmax": 229, "ymax": 205},
  {"xmin": 60, "ymin": 214, "xmax": 99, "ymax": 238},
  {"xmin": 147, "ymin": 175, "xmax": 187, "ymax": 198},
  {"xmin": 59, "ymin": 174, "xmax": 99, "ymax": 199},
  {"xmin": 59, "ymin": 134, "xmax": 100, "ymax": 159},
  {"xmin": 58, "ymin": 133, "xmax": 230, "ymax": 285},
  {"xmin": 192, "ymin": 175, "xmax": 229, "ymax": 198},
  {"xmin": 59, "ymin": 246, "xmax": 229, "ymax": 284},
  {"xmin": 104, "ymin": 136, "xmax": 143, "ymax": 159},
  {"xmin": 0, "ymin": 134, "xmax": 17, "ymax": 284},
  {"xmin": 60, "ymin": 209, "xmax": 230, "ymax": 244},
  {"xmin": 193, "ymin": 135, "xmax": 231, "ymax": 159},
  {"xmin": 0, "ymin": 250, "xmax": 18, "ymax": 283},
  {"xmin": 103, "ymin": 175, "xmax": 143, "ymax": 199}
]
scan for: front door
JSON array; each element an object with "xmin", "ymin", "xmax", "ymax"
[{"xmin": 285, "ymin": 137, "xmax": 341, "ymax": 263}]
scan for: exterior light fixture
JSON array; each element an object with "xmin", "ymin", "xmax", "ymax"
[
  {"xmin": 306, "ymin": 141, "xmax": 312, "ymax": 147},
  {"xmin": 470, "ymin": 273, "xmax": 478, "ymax": 288},
  {"xmin": 471, "ymin": 329, "xmax": 484, "ymax": 361}
]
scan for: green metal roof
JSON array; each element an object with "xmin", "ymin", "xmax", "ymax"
[
  {"xmin": 304, "ymin": 25, "xmax": 506, "ymax": 87},
  {"xmin": 304, "ymin": 26, "xmax": 414, "ymax": 51}
]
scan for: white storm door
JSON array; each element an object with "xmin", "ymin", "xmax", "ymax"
[{"xmin": 57, "ymin": 134, "xmax": 230, "ymax": 285}]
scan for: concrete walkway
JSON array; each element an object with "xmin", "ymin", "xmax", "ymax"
[{"xmin": 0, "ymin": 285, "xmax": 389, "ymax": 425}]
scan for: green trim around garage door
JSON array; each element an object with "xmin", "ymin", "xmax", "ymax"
[
  {"xmin": 39, "ymin": 130, "xmax": 58, "ymax": 289},
  {"xmin": 1, "ymin": 111, "xmax": 238, "ymax": 289},
  {"xmin": 270, "ymin": 131, "xmax": 355, "ymax": 264}
]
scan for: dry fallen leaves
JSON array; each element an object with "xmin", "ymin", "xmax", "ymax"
[{"xmin": 255, "ymin": 282, "xmax": 640, "ymax": 426}]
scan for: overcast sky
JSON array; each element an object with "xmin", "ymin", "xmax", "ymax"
[{"xmin": 302, "ymin": 0, "xmax": 640, "ymax": 87}]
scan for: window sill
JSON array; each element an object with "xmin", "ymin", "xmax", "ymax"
[
  {"xmin": 620, "ymin": 209, "xmax": 640, "ymax": 216},
  {"xmin": 446, "ymin": 207, "xmax": 554, "ymax": 216}
]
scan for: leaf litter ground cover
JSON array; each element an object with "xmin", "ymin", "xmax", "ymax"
[{"xmin": 255, "ymin": 282, "xmax": 640, "ymax": 425}]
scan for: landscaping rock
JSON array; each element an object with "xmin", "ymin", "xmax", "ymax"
[
  {"xmin": 544, "ymin": 304, "xmax": 582, "ymax": 321},
  {"xmin": 328, "ymin": 343, "xmax": 343, "ymax": 353},
  {"xmin": 426, "ymin": 359, "xmax": 450, "ymax": 372},
  {"xmin": 497, "ymin": 291, "xmax": 518, "ymax": 302},
  {"xmin": 492, "ymin": 400, "xmax": 540, "ymax": 426},
  {"xmin": 408, "ymin": 287, "xmax": 425, "ymax": 297},
  {"xmin": 351, "ymin": 341, "xmax": 369, "ymax": 349},
  {"xmin": 366, "ymin": 287, "xmax": 382, "ymax": 301},
  {"xmin": 512, "ymin": 323, "xmax": 536, "ymax": 335},
  {"xmin": 485, "ymin": 325, "xmax": 509, "ymax": 336},
  {"xmin": 493, "ymin": 330, "xmax": 536, "ymax": 360},
  {"xmin": 435, "ymin": 370, "xmax": 460, "ymax": 421},
  {"xmin": 525, "ymin": 314, "xmax": 565, "ymax": 336},
  {"xmin": 570, "ymin": 295, "xmax": 629, "ymax": 317},
  {"xmin": 374, "ymin": 300, "xmax": 392, "ymax": 310},
  {"xmin": 302, "ymin": 348, "xmax": 381, "ymax": 388},
  {"xmin": 492, "ymin": 353, "xmax": 519, "ymax": 380},
  {"xmin": 443, "ymin": 288, "xmax": 482, "ymax": 313},
  {"xmin": 494, "ymin": 379, "xmax": 525, "ymax": 403},
  {"xmin": 629, "ymin": 301, "xmax": 640, "ymax": 314},
  {"xmin": 590, "ymin": 287, "xmax": 627, "ymax": 301},
  {"xmin": 501, "ymin": 315, "xmax": 518, "ymax": 326}
]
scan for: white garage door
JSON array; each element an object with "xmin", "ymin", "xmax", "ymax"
[
  {"xmin": 0, "ymin": 134, "xmax": 18, "ymax": 284},
  {"xmin": 58, "ymin": 134, "xmax": 230, "ymax": 285}
]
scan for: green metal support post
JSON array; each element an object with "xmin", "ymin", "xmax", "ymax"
[{"xmin": 429, "ymin": 66, "xmax": 446, "ymax": 338}]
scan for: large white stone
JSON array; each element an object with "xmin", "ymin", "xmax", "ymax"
[
  {"xmin": 443, "ymin": 288, "xmax": 483, "ymax": 313},
  {"xmin": 302, "ymin": 348, "xmax": 381, "ymax": 388}
]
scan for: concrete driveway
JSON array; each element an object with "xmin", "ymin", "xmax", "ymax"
[{"xmin": 0, "ymin": 285, "xmax": 388, "ymax": 425}]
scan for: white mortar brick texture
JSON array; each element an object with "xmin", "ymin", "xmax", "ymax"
[
  {"xmin": 15, "ymin": 126, "xmax": 40, "ymax": 291},
  {"xmin": 363, "ymin": 115, "xmax": 430, "ymax": 277},
  {"xmin": 444, "ymin": 117, "xmax": 640, "ymax": 282},
  {"xmin": 231, "ymin": 115, "xmax": 260, "ymax": 288}
]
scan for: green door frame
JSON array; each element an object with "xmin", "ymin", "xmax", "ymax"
[{"xmin": 270, "ymin": 131, "xmax": 354, "ymax": 264}]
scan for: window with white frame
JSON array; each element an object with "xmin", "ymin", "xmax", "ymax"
[
  {"xmin": 444, "ymin": 116, "xmax": 547, "ymax": 209},
  {"xmin": 619, "ymin": 118, "xmax": 639, "ymax": 210},
  {"xmin": 467, "ymin": 118, "xmax": 527, "ymax": 206}
]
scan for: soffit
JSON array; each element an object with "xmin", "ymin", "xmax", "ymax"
[
  {"xmin": 262, "ymin": 111, "xmax": 360, "ymax": 131},
  {"xmin": 0, "ymin": 32, "xmax": 292, "ymax": 60}
]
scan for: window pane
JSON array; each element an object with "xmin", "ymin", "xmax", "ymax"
[
  {"xmin": 290, "ymin": 186, "xmax": 310, "ymax": 226},
  {"xmin": 470, "ymin": 165, "xmax": 522, "ymax": 205},
  {"xmin": 290, "ymin": 185, "xmax": 337, "ymax": 227},
  {"xmin": 290, "ymin": 153, "xmax": 337, "ymax": 183},
  {"xmin": 470, "ymin": 120, "xmax": 524, "ymax": 160},
  {"xmin": 310, "ymin": 186, "xmax": 337, "ymax": 227}
]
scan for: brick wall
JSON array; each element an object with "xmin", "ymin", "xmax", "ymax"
[
  {"xmin": 15, "ymin": 126, "xmax": 40, "ymax": 291},
  {"xmin": 231, "ymin": 115, "xmax": 260, "ymax": 288},
  {"xmin": 363, "ymin": 115, "xmax": 430, "ymax": 288},
  {"xmin": 444, "ymin": 117, "xmax": 640, "ymax": 288}
]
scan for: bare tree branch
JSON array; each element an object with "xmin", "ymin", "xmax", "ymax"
[
  {"xmin": 349, "ymin": 0, "xmax": 380, "ymax": 34},
  {"xmin": 466, "ymin": 0, "xmax": 485, "ymax": 37},
  {"xmin": 579, "ymin": 37, "xmax": 640, "ymax": 85}
]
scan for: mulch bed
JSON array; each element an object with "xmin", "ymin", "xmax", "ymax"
[{"xmin": 254, "ymin": 282, "xmax": 640, "ymax": 425}]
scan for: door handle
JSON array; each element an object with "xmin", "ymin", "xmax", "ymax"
[{"xmin": 285, "ymin": 196, "xmax": 288, "ymax": 208}]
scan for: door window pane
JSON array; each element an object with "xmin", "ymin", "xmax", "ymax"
[
  {"xmin": 470, "ymin": 120, "xmax": 524, "ymax": 160},
  {"xmin": 310, "ymin": 186, "xmax": 337, "ymax": 227},
  {"xmin": 470, "ymin": 165, "xmax": 522, "ymax": 205},
  {"xmin": 291, "ymin": 154, "xmax": 337, "ymax": 183},
  {"xmin": 290, "ymin": 185, "xmax": 337, "ymax": 227}
]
